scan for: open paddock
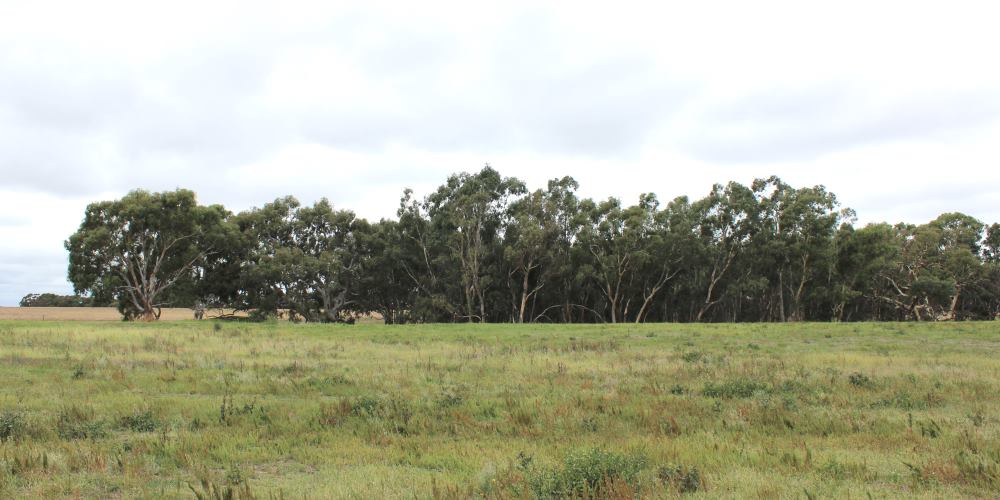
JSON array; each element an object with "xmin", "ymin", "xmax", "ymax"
[{"xmin": 0, "ymin": 321, "xmax": 998, "ymax": 498}]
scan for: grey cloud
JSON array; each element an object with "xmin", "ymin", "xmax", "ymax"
[
  {"xmin": 0, "ymin": 250, "xmax": 72, "ymax": 305},
  {"xmin": 677, "ymin": 85, "xmax": 1000, "ymax": 163},
  {"xmin": 851, "ymin": 182, "xmax": 1000, "ymax": 226},
  {"xmin": 0, "ymin": 7, "xmax": 697, "ymax": 204}
]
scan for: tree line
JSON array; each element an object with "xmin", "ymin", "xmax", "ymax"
[
  {"xmin": 65, "ymin": 167, "xmax": 1000, "ymax": 322},
  {"xmin": 19, "ymin": 293, "xmax": 94, "ymax": 307}
]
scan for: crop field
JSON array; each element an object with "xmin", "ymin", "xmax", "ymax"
[
  {"xmin": 1, "ymin": 321, "xmax": 999, "ymax": 498},
  {"xmin": 0, "ymin": 308, "xmax": 235, "ymax": 322}
]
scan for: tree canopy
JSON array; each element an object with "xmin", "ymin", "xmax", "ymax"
[
  {"xmin": 65, "ymin": 189, "xmax": 228, "ymax": 320},
  {"xmin": 66, "ymin": 170, "xmax": 1000, "ymax": 322}
]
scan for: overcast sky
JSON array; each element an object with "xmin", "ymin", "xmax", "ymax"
[{"xmin": 1, "ymin": 0, "xmax": 999, "ymax": 305}]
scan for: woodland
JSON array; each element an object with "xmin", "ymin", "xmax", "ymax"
[{"xmin": 64, "ymin": 167, "xmax": 1000, "ymax": 323}]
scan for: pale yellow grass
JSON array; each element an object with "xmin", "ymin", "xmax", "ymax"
[{"xmin": 0, "ymin": 307, "xmax": 241, "ymax": 321}]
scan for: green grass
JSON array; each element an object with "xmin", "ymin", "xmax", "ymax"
[{"xmin": 1, "ymin": 320, "xmax": 999, "ymax": 498}]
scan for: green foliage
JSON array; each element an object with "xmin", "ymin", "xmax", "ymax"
[
  {"xmin": 0, "ymin": 410, "xmax": 24, "ymax": 442},
  {"xmin": 511, "ymin": 448, "xmax": 648, "ymax": 498},
  {"xmin": 55, "ymin": 405, "xmax": 108, "ymax": 440},
  {"xmin": 118, "ymin": 410, "xmax": 158, "ymax": 433},
  {"xmin": 702, "ymin": 379, "xmax": 771, "ymax": 399},
  {"xmin": 65, "ymin": 189, "xmax": 230, "ymax": 321},
  {"xmin": 67, "ymin": 171, "xmax": 1000, "ymax": 323},
  {"xmin": 848, "ymin": 372, "xmax": 874, "ymax": 389},
  {"xmin": 657, "ymin": 464, "xmax": 703, "ymax": 493},
  {"xmin": 18, "ymin": 293, "xmax": 94, "ymax": 307}
]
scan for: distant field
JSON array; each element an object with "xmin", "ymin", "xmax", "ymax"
[
  {"xmin": 1, "ymin": 321, "xmax": 999, "ymax": 498},
  {"xmin": 0, "ymin": 307, "xmax": 237, "ymax": 321}
]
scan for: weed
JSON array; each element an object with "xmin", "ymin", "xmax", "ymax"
[
  {"xmin": 968, "ymin": 411, "xmax": 986, "ymax": 427},
  {"xmin": 681, "ymin": 351, "xmax": 704, "ymax": 363},
  {"xmin": 118, "ymin": 409, "xmax": 158, "ymax": 432},
  {"xmin": 954, "ymin": 450, "xmax": 1000, "ymax": 488},
  {"xmin": 657, "ymin": 464, "xmax": 703, "ymax": 493},
  {"xmin": 220, "ymin": 395, "xmax": 270, "ymax": 426},
  {"xmin": 5, "ymin": 451, "xmax": 49, "ymax": 475},
  {"xmin": 702, "ymin": 379, "xmax": 770, "ymax": 399},
  {"xmin": 0, "ymin": 411, "xmax": 24, "ymax": 442},
  {"xmin": 437, "ymin": 385, "xmax": 466, "ymax": 409},
  {"xmin": 56, "ymin": 405, "xmax": 107, "ymax": 440},
  {"xmin": 351, "ymin": 396, "xmax": 382, "ymax": 416},
  {"xmin": 918, "ymin": 419, "xmax": 942, "ymax": 439},
  {"xmin": 188, "ymin": 476, "xmax": 255, "ymax": 500},
  {"xmin": 848, "ymin": 372, "xmax": 874, "ymax": 389},
  {"xmin": 871, "ymin": 391, "xmax": 927, "ymax": 411},
  {"xmin": 524, "ymin": 448, "xmax": 648, "ymax": 498}
]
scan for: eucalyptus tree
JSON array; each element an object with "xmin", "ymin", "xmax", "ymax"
[
  {"xmin": 927, "ymin": 213, "xmax": 988, "ymax": 320},
  {"xmin": 503, "ymin": 176, "xmax": 580, "ymax": 323},
  {"xmin": 357, "ymin": 219, "xmax": 413, "ymax": 324},
  {"xmin": 424, "ymin": 166, "xmax": 526, "ymax": 322},
  {"xmin": 67, "ymin": 171, "xmax": 1000, "ymax": 324},
  {"xmin": 831, "ymin": 223, "xmax": 900, "ymax": 321},
  {"xmin": 878, "ymin": 214, "xmax": 987, "ymax": 320},
  {"xmin": 633, "ymin": 196, "xmax": 693, "ymax": 322},
  {"xmin": 755, "ymin": 177, "xmax": 843, "ymax": 321},
  {"xmin": 984, "ymin": 223, "xmax": 1000, "ymax": 264},
  {"xmin": 66, "ymin": 189, "xmax": 228, "ymax": 321},
  {"xmin": 395, "ymin": 188, "xmax": 457, "ymax": 321},
  {"xmin": 690, "ymin": 182, "xmax": 759, "ymax": 322},
  {"xmin": 232, "ymin": 196, "xmax": 299, "ymax": 317},
  {"xmin": 236, "ymin": 197, "xmax": 366, "ymax": 322},
  {"xmin": 577, "ymin": 193, "xmax": 674, "ymax": 323},
  {"xmin": 295, "ymin": 199, "xmax": 368, "ymax": 322}
]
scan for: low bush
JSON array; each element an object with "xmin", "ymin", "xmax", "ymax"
[
  {"xmin": 118, "ymin": 410, "xmax": 158, "ymax": 432},
  {"xmin": 0, "ymin": 410, "xmax": 25, "ymax": 442},
  {"xmin": 657, "ymin": 464, "xmax": 703, "ymax": 493},
  {"xmin": 702, "ymin": 379, "xmax": 770, "ymax": 399},
  {"xmin": 56, "ymin": 406, "xmax": 107, "ymax": 440},
  {"xmin": 512, "ymin": 448, "xmax": 648, "ymax": 498}
]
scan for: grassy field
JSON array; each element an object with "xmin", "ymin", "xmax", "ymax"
[{"xmin": 1, "ymin": 321, "xmax": 999, "ymax": 498}]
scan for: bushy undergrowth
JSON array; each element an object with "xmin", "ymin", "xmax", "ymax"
[
  {"xmin": 0, "ymin": 410, "xmax": 25, "ymax": 443},
  {"xmin": 481, "ymin": 448, "xmax": 649, "ymax": 498},
  {"xmin": 55, "ymin": 405, "xmax": 107, "ymax": 440},
  {"xmin": 702, "ymin": 379, "xmax": 771, "ymax": 399}
]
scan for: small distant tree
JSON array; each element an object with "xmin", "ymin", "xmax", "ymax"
[{"xmin": 65, "ymin": 189, "xmax": 228, "ymax": 321}]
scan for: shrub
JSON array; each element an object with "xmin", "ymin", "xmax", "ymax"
[
  {"xmin": 437, "ymin": 385, "xmax": 466, "ymax": 409},
  {"xmin": 351, "ymin": 396, "xmax": 382, "ymax": 417},
  {"xmin": 681, "ymin": 351, "xmax": 704, "ymax": 363},
  {"xmin": 848, "ymin": 372, "xmax": 874, "ymax": 389},
  {"xmin": 657, "ymin": 464, "xmax": 703, "ymax": 493},
  {"xmin": 702, "ymin": 380, "xmax": 770, "ymax": 399},
  {"xmin": 56, "ymin": 406, "xmax": 107, "ymax": 440},
  {"xmin": 0, "ymin": 410, "xmax": 25, "ymax": 442},
  {"xmin": 118, "ymin": 410, "xmax": 158, "ymax": 432},
  {"xmin": 525, "ymin": 448, "xmax": 648, "ymax": 498}
]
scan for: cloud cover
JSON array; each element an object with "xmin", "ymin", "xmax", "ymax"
[{"xmin": 1, "ymin": 0, "xmax": 999, "ymax": 304}]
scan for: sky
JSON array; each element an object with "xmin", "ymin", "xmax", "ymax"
[{"xmin": 1, "ymin": 0, "xmax": 999, "ymax": 305}]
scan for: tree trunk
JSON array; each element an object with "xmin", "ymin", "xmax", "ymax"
[
  {"xmin": 778, "ymin": 269, "xmax": 786, "ymax": 322},
  {"xmin": 518, "ymin": 269, "xmax": 530, "ymax": 324}
]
